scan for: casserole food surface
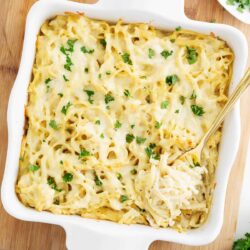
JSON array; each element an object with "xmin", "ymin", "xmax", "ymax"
[{"xmin": 16, "ymin": 14, "xmax": 233, "ymax": 231}]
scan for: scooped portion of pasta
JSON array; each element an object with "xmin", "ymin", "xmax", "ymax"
[{"xmin": 16, "ymin": 14, "xmax": 233, "ymax": 231}]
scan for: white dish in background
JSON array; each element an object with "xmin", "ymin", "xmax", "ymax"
[
  {"xmin": 218, "ymin": 0, "xmax": 250, "ymax": 24},
  {"xmin": 0, "ymin": 0, "xmax": 248, "ymax": 250}
]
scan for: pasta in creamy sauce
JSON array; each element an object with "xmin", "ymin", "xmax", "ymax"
[{"xmin": 16, "ymin": 14, "xmax": 233, "ymax": 231}]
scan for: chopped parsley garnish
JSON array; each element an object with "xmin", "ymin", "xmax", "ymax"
[
  {"xmin": 186, "ymin": 46, "xmax": 198, "ymax": 64},
  {"xmin": 104, "ymin": 93, "xmax": 115, "ymax": 104},
  {"xmin": 49, "ymin": 120, "xmax": 58, "ymax": 130},
  {"xmin": 58, "ymin": 93, "xmax": 63, "ymax": 97},
  {"xmin": 121, "ymin": 52, "xmax": 133, "ymax": 65},
  {"xmin": 79, "ymin": 148, "xmax": 91, "ymax": 159},
  {"xmin": 64, "ymin": 56, "xmax": 73, "ymax": 71},
  {"xmin": 95, "ymin": 120, "xmax": 101, "ymax": 125},
  {"xmin": 120, "ymin": 195, "xmax": 128, "ymax": 203},
  {"xmin": 94, "ymin": 175, "xmax": 103, "ymax": 186},
  {"xmin": 100, "ymin": 39, "xmax": 107, "ymax": 48},
  {"xmin": 233, "ymin": 233, "xmax": 250, "ymax": 250},
  {"xmin": 124, "ymin": 89, "xmax": 131, "ymax": 97},
  {"xmin": 155, "ymin": 121, "xmax": 162, "ymax": 129},
  {"xmin": 114, "ymin": 120, "xmax": 122, "ymax": 129},
  {"xmin": 126, "ymin": 134, "xmax": 135, "ymax": 143},
  {"xmin": 176, "ymin": 26, "xmax": 182, "ymax": 31},
  {"xmin": 227, "ymin": 0, "xmax": 250, "ymax": 13},
  {"xmin": 61, "ymin": 102, "xmax": 72, "ymax": 115},
  {"xmin": 190, "ymin": 90, "xmax": 197, "ymax": 100},
  {"xmin": 60, "ymin": 39, "xmax": 77, "ymax": 55},
  {"xmin": 81, "ymin": 46, "xmax": 94, "ymax": 54},
  {"xmin": 100, "ymin": 133, "xmax": 104, "ymax": 139},
  {"xmin": 148, "ymin": 48, "xmax": 155, "ymax": 59},
  {"xmin": 117, "ymin": 173, "xmax": 122, "ymax": 180},
  {"xmin": 170, "ymin": 39, "xmax": 176, "ymax": 43},
  {"xmin": 45, "ymin": 78, "xmax": 51, "ymax": 91},
  {"xmin": 63, "ymin": 172, "xmax": 73, "ymax": 182},
  {"xmin": 165, "ymin": 74, "xmax": 179, "ymax": 86},
  {"xmin": 175, "ymin": 109, "xmax": 180, "ymax": 113},
  {"xmin": 136, "ymin": 137, "xmax": 146, "ymax": 145},
  {"xmin": 45, "ymin": 78, "xmax": 51, "ymax": 84},
  {"xmin": 145, "ymin": 144, "xmax": 160, "ymax": 160},
  {"xmin": 84, "ymin": 90, "xmax": 95, "ymax": 104},
  {"xmin": 60, "ymin": 39, "xmax": 77, "ymax": 71},
  {"xmin": 161, "ymin": 50, "xmax": 173, "ymax": 59},
  {"xmin": 161, "ymin": 100, "xmax": 169, "ymax": 109},
  {"xmin": 85, "ymin": 67, "xmax": 89, "ymax": 73},
  {"xmin": 191, "ymin": 105, "xmax": 205, "ymax": 116},
  {"xmin": 29, "ymin": 164, "xmax": 40, "ymax": 172},
  {"xmin": 47, "ymin": 176, "xmax": 62, "ymax": 192},
  {"xmin": 106, "ymin": 71, "xmax": 111, "ymax": 75},
  {"xmin": 130, "ymin": 169, "xmax": 138, "ymax": 175},
  {"xmin": 60, "ymin": 160, "xmax": 63, "ymax": 164},
  {"xmin": 131, "ymin": 124, "xmax": 135, "ymax": 129},
  {"xmin": 63, "ymin": 75, "xmax": 69, "ymax": 82},
  {"xmin": 179, "ymin": 95, "xmax": 186, "ymax": 105},
  {"xmin": 66, "ymin": 39, "xmax": 77, "ymax": 53},
  {"xmin": 98, "ymin": 73, "xmax": 102, "ymax": 79}
]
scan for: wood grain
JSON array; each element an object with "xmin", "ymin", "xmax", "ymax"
[{"xmin": 0, "ymin": 0, "xmax": 249, "ymax": 249}]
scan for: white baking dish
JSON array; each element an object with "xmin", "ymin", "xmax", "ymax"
[{"xmin": 1, "ymin": 0, "xmax": 248, "ymax": 249}]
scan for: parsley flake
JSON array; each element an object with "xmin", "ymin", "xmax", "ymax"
[
  {"xmin": 191, "ymin": 105, "xmax": 205, "ymax": 116},
  {"xmin": 61, "ymin": 102, "xmax": 72, "ymax": 115},
  {"xmin": 114, "ymin": 120, "xmax": 122, "ymax": 129},
  {"xmin": 148, "ymin": 48, "xmax": 156, "ymax": 59},
  {"xmin": 161, "ymin": 50, "xmax": 173, "ymax": 59},
  {"xmin": 49, "ymin": 120, "xmax": 58, "ymax": 130},
  {"xmin": 47, "ymin": 176, "xmax": 62, "ymax": 192},
  {"xmin": 126, "ymin": 134, "xmax": 135, "ymax": 143},
  {"xmin": 117, "ymin": 173, "xmax": 122, "ymax": 180},
  {"xmin": 105, "ymin": 93, "xmax": 115, "ymax": 104},
  {"xmin": 161, "ymin": 101, "xmax": 169, "ymax": 109},
  {"xmin": 63, "ymin": 172, "xmax": 73, "ymax": 182},
  {"xmin": 180, "ymin": 95, "xmax": 186, "ymax": 105},
  {"xmin": 81, "ymin": 46, "xmax": 94, "ymax": 54},
  {"xmin": 63, "ymin": 75, "xmax": 69, "ymax": 82},
  {"xmin": 130, "ymin": 169, "xmax": 138, "ymax": 175},
  {"xmin": 100, "ymin": 39, "xmax": 107, "ymax": 48},
  {"xmin": 121, "ymin": 53, "xmax": 133, "ymax": 65},
  {"xmin": 124, "ymin": 89, "xmax": 131, "ymax": 97},
  {"xmin": 94, "ymin": 175, "xmax": 103, "ymax": 186},
  {"xmin": 84, "ymin": 90, "xmax": 95, "ymax": 104},
  {"xmin": 79, "ymin": 148, "xmax": 91, "ymax": 159},
  {"xmin": 136, "ymin": 137, "xmax": 146, "ymax": 145},
  {"xmin": 29, "ymin": 164, "xmax": 40, "ymax": 172},
  {"xmin": 190, "ymin": 90, "xmax": 197, "ymax": 100},
  {"xmin": 186, "ymin": 46, "xmax": 198, "ymax": 64},
  {"xmin": 120, "ymin": 195, "xmax": 128, "ymax": 203},
  {"xmin": 166, "ymin": 74, "xmax": 179, "ymax": 86},
  {"xmin": 155, "ymin": 121, "xmax": 162, "ymax": 129}
]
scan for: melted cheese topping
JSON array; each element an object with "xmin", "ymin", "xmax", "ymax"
[{"xmin": 16, "ymin": 14, "xmax": 233, "ymax": 231}]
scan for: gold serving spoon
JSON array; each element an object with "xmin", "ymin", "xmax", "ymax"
[{"xmin": 168, "ymin": 67, "xmax": 250, "ymax": 166}]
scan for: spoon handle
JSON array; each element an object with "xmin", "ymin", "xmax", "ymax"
[{"xmin": 202, "ymin": 68, "xmax": 250, "ymax": 145}]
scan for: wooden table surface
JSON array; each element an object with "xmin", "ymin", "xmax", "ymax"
[{"xmin": 0, "ymin": 0, "xmax": 250, "ymax": 249}]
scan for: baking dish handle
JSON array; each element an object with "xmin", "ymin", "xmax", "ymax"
[
  {"xmin": 62, "ymin": 224, "xmax": 153, "ymax": 250},
  {"xmin": 95, "ymin": 0, "xmax": 188, "ymax": 21}
]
